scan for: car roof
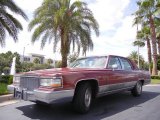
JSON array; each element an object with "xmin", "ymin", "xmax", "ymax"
[
  {"xmin": 78, "ymin": 55, "xmax": 108, "ymax": 59},
  {"xmin": 78, "ymin": 55, "xmax": 127, "ymax": 59}
]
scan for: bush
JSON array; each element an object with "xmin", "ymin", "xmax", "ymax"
[
  {"xmin": 0, "ymin": 75, "xmax": 13, "ymax": 95},
  {"xmin": 151, "ymin": 75, "xmax": 160, "ymax": 80},
  {"xmin": 55, "ymin": 61, "xmax": 62, "ymax": 68},
  {"xmin": 0, "ymin": 75, "xmax": 13, "ymax": 84},
  {"xmin": 0, "ymin": 83, "xmax": 8, "ymax": 95}
]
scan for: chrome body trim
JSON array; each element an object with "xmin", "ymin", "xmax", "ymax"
[
  {"xmin": 8, "ymin": 84, "xmax": 74, "ymax": 104},
  {"xmin": 99, "ymin": 81, "xmax": 137, "ymax": 93},
  {"xmin": 75, "ymin": 78, "xmax": 99, "ymax": 88},
  {"xmin": 97, "ymin": 86, "xmax": 134, "ymax": 97}
]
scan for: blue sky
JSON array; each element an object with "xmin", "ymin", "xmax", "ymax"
[{"xmin": 0, "ymin": 0, "xmax": 148, "ymax": 61}]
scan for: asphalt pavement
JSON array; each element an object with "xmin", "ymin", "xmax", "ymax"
[{"xmin": 0, "ymin": 85, "xmax": 160, "ymax": 120}]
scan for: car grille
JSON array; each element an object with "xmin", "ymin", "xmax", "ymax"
[{"xmin": 20, "ymin": 76, "xmax": 40, "ymax": 91}]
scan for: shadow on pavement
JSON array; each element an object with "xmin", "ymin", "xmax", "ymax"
[{"xmin": 16, "ymin": 91, "xmax": 160, "ymax": 120}]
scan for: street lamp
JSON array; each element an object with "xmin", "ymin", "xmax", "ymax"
[{"xmin": 22, "ymin": 44, "xmax": 29, "ymax": 72}]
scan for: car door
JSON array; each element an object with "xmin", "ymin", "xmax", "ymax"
[
  {"xmin": 118, "ymin": 57, "xmax": 137, "ymax": 88},
  {"xmin": 106, "ymin": 56, "xmax": 126, "ymax": 91}
]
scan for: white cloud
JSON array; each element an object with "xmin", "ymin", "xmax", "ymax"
[
  {"xmin": 13, "ymin": 0, "xmax": 43, "ymax": 14},
  {"xmin": 86, "ymin": 0, "xmax": 148, "ymax": 60},
  {"xmin": 88, "ymin": 0, "xmax": 130, "ymax": 31},
  {"xmin": 0, "ymin": 0, "xmax": 148, "ymax": 61}
]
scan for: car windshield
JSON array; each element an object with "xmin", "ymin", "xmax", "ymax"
[{"xmin": 69, "ymin": 56, "xmax": 107, "ymax": 68}]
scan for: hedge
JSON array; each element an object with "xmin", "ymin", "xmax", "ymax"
[
  {"xmin": 151, "ymin": 75, "xmax": 160, "ymax": 80},
  {"xmin": 0, "ymin": 75, "xmax": 13, "ymax": 84},
  {"xmin": 0, "ymin": 83, "xmax": 8, "ymax": 95}
]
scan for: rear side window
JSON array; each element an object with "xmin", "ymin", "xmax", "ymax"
[{"xmin": 119, "ymin": 58, "xmax": 132, "ymax": 70}]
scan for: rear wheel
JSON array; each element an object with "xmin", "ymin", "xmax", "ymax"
[
  {"xmin": 131, "ymin": 81, "xmax": 142, "ymax": 97},
  {"xmin": 73, "ymin": 83, "xmax": 92, "ymax": 113}
]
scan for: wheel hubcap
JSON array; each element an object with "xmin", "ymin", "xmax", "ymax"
[
  {"xmin": 137, "ymin": 82, "xmax": 142, "ymax": 94},
  {"xmin": 84, "ymin": 88, "xmax": 91, "ymax": 107}
]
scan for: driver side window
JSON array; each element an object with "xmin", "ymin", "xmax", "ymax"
[{"xmin": 108, "ymin": 57, "xmax": 122, "ymax": 69}]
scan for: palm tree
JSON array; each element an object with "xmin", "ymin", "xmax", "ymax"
[
  {"xmin": 128, "ymin": 51, "xmax": 145, "ymax": 69},
  {"xmin": 133, "ymin": 35, "xmax": 145, "ymax": 69},
  {"xmin": 133, "ymin": 26, "xmax": 152, "ymax": 74},
  {"xmin": 0, "ymin": 0, "xmax": 28, "ymax": 47},
  {"xmin": 154, "ymin": 17, "xmax": 160, "ymax": 55},
  {"xmin": 134, "ymin": 0, "xmax": 158, "ymax": 75},
  {"xmin": 28, "ymin": 0, "xmax": 99, "ymax": 67},
  {"xmin": 156, "ymin": 33, "xmax": 160, "ymax": 55}
]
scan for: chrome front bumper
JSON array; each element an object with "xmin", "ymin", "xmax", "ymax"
[{"xmin": 7, "ymin": 84, "xmax": 74, "ymax": 104}]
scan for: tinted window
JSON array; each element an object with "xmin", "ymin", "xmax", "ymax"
[
  {"xmin": 120, "ymin": 58, "xmax": 132, "ymax": 70},
  {"xmin": 108, "ymin": 57, "xmax": 121, "ymax": 69}
]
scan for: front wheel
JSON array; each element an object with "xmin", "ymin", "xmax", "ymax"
[
  {"xmin": 131, "ymin": 81, "xmax": 142, "ymax": 97},
  {"xmin": 73, "ymin": 83, "xmax": 92, "ymax": 113}
]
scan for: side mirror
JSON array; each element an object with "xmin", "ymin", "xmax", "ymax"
[{"xmin": 111, "ymin": 64, "xmax": 118, "ymax": 70}]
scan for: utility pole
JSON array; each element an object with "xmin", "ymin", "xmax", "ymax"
[
  {"xmin": 22, "ymin": 44, "xmax": 29, "ymax": 72},
  {"xmin": 138, "ymin": 44, "xmax": 140, "ymax": 68},
  {"xmin": 137, "ymin": 23, "xmax": 140, "ymax": 69}
]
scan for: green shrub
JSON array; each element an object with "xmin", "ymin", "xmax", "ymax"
[
  {"xmin": 0, "ymin": 75, "xmax": 13, "ymax": 84},
  {"xmin": 55, "ymin": 61, "xmax": 62, "ymax": 68},
  {"xmin": 151, "ymin": 75, "xmax": 160, "ymax": 80},
  {"xmin": 0, "ymin": 75, "xmax": 13, "ymax": 95},
  {"xmin": 8, "ymin": 75, "xmax": 13, "ymax": 84},
  {"xmin": 0, "ymin": 83, "xmax": 8, "ymax": 95}
]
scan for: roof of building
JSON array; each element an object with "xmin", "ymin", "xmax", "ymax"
[{"xmin": 28, "ymin": 53, "xmax": 45, "ymax": 57}]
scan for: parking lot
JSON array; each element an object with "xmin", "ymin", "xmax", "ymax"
[{"xmin": 0, "ymin": 85, "xmax": 160, "ymax": 120}]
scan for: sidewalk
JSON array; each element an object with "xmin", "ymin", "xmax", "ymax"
[
  {"xmin": 0, "ymin": 94, "xmax": 20, "ymax": 107},
  {"xmin": 0, "ymin": 94, "xmax": 14, "ymax": 103},
  {"xmin": 146, "ymin": 84, "xmax": 160, "ymax": 87},
  {"xmin": 0, "ymin": 100, "xmax": 19, "ymax": 107}
]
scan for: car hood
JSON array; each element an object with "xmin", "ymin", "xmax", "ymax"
[{"xmin": 19, "ymin": 68, "xmax": 106, "ymax": 77}]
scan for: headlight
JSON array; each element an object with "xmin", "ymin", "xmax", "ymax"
[
  {"xmin": 13, "ymin": 76, "xmax": 20, "ymax": 85},
  {"xmin": 40, "ymin": 77, "xmax": 62, "ymax": 88}
]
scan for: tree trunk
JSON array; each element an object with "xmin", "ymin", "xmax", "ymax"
[
  {"xmin": 61, "ymin": 52, "xmax": 68, "ymax": 68},
  {"xmin": 149, "ymin": 15, "xmax": 158, "ymax": 75},
  {"xmin": 146, "ymin": 37, "xmax": 152, "ymax": 74},
  {"xmin": 60, "ymin": 28, "xmax": 68, "ymax": 68},
  {"xmin": 157, "ymin": 38, "xmax": 160, "ymax": 55}
]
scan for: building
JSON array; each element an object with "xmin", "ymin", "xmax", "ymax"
[{"xmin": 20, "ymin": 53, "xmax": 54, "ymax": 65}]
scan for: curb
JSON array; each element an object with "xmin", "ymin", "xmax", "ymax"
[
  {"xmin": 0, "ymin": 100, "xmax": 19, "ymax": 107},
  {"xmin": 146, "ymin": 84, "xmax": 160, "ymax": 87},
  {"xmin": 0, "ymin": 94, "xmax": 14, "ymax": 103}
]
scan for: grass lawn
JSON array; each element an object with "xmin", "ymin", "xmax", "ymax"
[
  {"xmin": 0, "ymin": 83, "xmax": 8, "ymax": 95},
  {"xmin": 151, "ymin": 79, "xmax": 160, "ymax": 84}
]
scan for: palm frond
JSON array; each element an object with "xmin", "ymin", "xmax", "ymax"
[
  {"xmin": 133, "ymin": 40, "xmax": 145, "ymax": 47},
  {"xmin": 0, "ymin": 0, "xmax": 28, "ymax": 20},
  {"xmin": 0, "ymin": 22, "xmax": 6, "ymax": 47},
  {"xmin": 31, "ymin": 24, "xmax": 47, "ymax": 43},
  {"xmin": 0, "ymin": 0, "xmax": 27, "ymax": 46},
  {"xmin": 0, "ymin": 11, "xmax": 18, "ymax": 41}
]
